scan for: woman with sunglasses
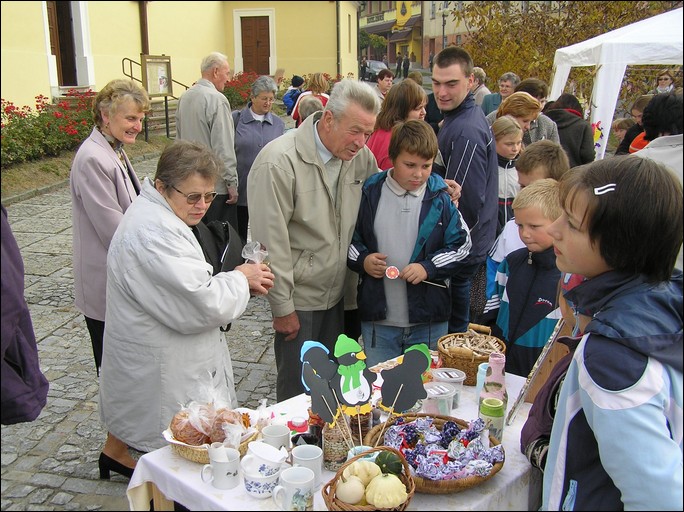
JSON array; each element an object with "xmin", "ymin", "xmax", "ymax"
[
  {"xmin": 649, "ymin": 69, "xmax": 676, "ymax": 95},
  {"xmin": 98, "ymin": 140, "xmax": 274, "ymax": 475}
]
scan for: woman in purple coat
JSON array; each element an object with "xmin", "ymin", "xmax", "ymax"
[
  {"xmin": 70, "ymin": 79, "xmax": 149, "ymax": 478},
  {"xmin": 1, "ymin": 205, "xmax": 49, "ymax": 425}
]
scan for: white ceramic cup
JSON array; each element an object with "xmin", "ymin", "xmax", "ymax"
[
  {"xmin": 242, "ymin": 440, "xmax": 288, "ymax": 477},
  {"xmin": 291, "ymin": 444, "xmax": 323, "ymax": 487},
  {"xmin": 272, "ymin": 466, "xmax": 315, "ymax": 511},
  {"xmin": 262, "ymin": 423, "xmax": 291, "ymax": 450},
  {"xmin": 200, "ymin": 447, "xmax": 240, "ymax": 490}
]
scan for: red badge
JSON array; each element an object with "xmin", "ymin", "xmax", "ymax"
[{"xmin": 385, "ymin": 266, "xmax": 400, "ymax": 279}]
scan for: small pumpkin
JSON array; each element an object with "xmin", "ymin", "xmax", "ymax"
[
  {"xmin": 343, "ymin": 459, "xmax": 382, "ymax": 486},
  {"xmin": 375, "ymin": 450, "xmax": 403, "ymax": 475},
  {"xmin": 365, "ymin": 473, "xmax": 407, "ymax": 508},
  {"xmin": 335, "ymin": 474, "xmax": 365, "ymax": 505}
]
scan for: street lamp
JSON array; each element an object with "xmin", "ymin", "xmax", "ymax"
[{"xmin": 441, "ymin": 1, "xmax": 450, "ymax": 50}]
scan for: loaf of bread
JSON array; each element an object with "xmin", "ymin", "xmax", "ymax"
[
  {"xmin": 209, "ymin": 408, "xmax": 246, "ymax": 443},
  {"xmin": 169, "ymin": 403, "xmax": 215, "ymax": 446}
]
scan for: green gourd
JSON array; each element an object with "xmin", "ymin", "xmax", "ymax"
[{"xmin": 375, "ymin": 450, "xmax": 403, "ymax": 475}]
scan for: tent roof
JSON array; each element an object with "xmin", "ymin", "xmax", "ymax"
[
  {"xmin": 549, "ymin": 8, "xmax": 682, "ymax": 160},
  {"xmin": 553, "ymin": 7, "xmax": 683, "ymax": 68}
]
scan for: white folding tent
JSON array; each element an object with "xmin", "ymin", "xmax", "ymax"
[{"xmin": 549, "ymin": 7, "xmax": 683, "ymax": 159}]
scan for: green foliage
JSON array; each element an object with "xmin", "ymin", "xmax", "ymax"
[
  {"xmin": 453, "ymin": 1, "xmax": 680, "ymax": 110},
  {"xmin": 1, "ymin": 89, "xmax": 96, "ymax": 167},
  {"xmin": 360, "ymin": 30, "xmax": 388, "ymax": 52}
]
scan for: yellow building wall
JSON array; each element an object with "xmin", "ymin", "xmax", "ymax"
[
  {"xmin": 338, "ymin": 1, "xmax": 360, "ymax": 79},
  {"xmin": 87, "ymin": 2, "xmax": 142, "ymax": 88},
  {"xmin": 1, "ymin": 1, "xmax": 52, "ymax": 109},
  {"xmin": 146, "ymin": 1, "xmax": 228, "ymax": 89},
  {"xmin": 228, "ymin": 1, "xmax": 339, "ymax": 79},
  {"xmin": 0, "ymin": 1, "xmax": 362, "ymax": 107}
]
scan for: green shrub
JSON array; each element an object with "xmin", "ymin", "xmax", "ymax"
[{"xmin": 1, "ymin": 89, "xmax": 96, "ymax": 167}]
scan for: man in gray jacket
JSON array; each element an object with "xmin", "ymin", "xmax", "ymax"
[
  {"xmin": 176, "ymin": 52, "xmax": 239, "ymax": 228},
  {"xmin": 248, "ymin": 80, "xmax": 382, "ymax": 401}
]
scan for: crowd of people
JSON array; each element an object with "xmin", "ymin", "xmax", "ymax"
[{"xmin": 2, "ymin": 46, "xmax": 681, "ymax": 511}]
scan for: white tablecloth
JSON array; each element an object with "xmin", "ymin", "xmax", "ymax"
[{"xmin": 127, "ymin": 373, "xmax": 541, "ymax": 511}]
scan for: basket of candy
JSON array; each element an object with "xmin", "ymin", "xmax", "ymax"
[{"xmin": 363, "ymin": 413, "xmax": 505, "ymax": 494}]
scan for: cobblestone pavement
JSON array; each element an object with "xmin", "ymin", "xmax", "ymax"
[{"xmin": 1, "ymin": 155, "xmax": 278, "ymax": 511}]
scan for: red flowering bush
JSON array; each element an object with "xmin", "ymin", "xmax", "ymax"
[
  {"xmin": 1, "ymin": 88, "xmax": 95, "ymax": 167},
  {"xmin": 222, "ymin": 71, "xmax": 260, "ymax": 109}
]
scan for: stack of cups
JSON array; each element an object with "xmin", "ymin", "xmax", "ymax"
[{"xmin": 431, "ymin": 367, "xmax": 466, "ymax": 409}]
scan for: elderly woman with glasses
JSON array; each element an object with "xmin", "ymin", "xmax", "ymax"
[
  {"xmin": 232, "ymin": 76, "xmax": 285, "ymax": 243},
  {"xmin": 98, "ymin": 140, "xmax": 274, "ymax": 472}
]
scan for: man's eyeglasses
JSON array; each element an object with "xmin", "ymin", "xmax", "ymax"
[{"xmin": 171, "ymin": 185, "xmax": 218, "ymax": 204}]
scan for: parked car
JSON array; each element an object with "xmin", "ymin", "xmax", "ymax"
[{"xmin": 363, "ymin": 60, "xmax": 389, "ymax": 82}]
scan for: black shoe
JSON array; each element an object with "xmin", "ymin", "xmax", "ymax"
[{"xmin": 98, "ymin": 452, "xmax": 134, "ymax": 479}]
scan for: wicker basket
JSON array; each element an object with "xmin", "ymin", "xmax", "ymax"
[
  {"xmin": 437, "ymin": 323, "xmax": 506, "ymax": 386},
  {"xmin": 362, "ymin": 413, "xmax": 504, "ymax": 494},
  {"xmin": 167, "ymin": 429, "xmax": 258, "ymax": 464},
  {"xmin": 321, "ymin": 445, "xmax": 416, "ymax": 511}
]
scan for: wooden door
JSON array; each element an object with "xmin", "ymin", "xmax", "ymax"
[
  {"xmin": 46, "ymin": 1, "xmax": 77, "ymax": 86},
  {"xmin": 241, "ymin": 17, "xmax": 270, "ymax": 75},
  {"xmin": 46, "ymin": 1, "xmax": 63, "ymax": 85}
]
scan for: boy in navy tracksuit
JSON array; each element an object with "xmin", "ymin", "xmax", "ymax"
[
  {"xmin": 481, "ymin": 178, "xmax": 562, "ymax": 377},
  {"xmin": 347, "ymin": 120, "xmax": 471, "ymax": 369}
]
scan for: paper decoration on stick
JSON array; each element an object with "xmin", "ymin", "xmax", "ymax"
[
  {"xmin": 300, "ymin": 341, "xmax": 339, "ymax": 424},
  {"xmin": 378, "ymin": 343, "xmax": 430, "ymax": 414},
  {"xmin": 330, "ymin": 334, "xmax": 376, "ymax": 415}
]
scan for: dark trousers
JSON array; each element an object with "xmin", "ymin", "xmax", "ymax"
[
  {"xmin": 344, "ymin": 308, "xmax": 361, "ymax": 342},
  {"xmin": 236, "ymin": 205, "xmax": 249, "ymax": 245},
  {"xmin": 84, "ymin": 316, "xmax": 104, "ymax": 375},
  {"xmin": 448, "ymin": 260, "xmax": 483, "ymax": 334},
  {"xmin": 202, "ymin": 194, "xmax": 239, "ymax": 234},
  {"xmin": 274, "ymin": 302, "xmax": 344, "ymax": 402}
]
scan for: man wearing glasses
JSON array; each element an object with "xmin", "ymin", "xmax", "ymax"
[{"xmin": 176, "ymin": 52, "xmax": 239, "ymax": 231}]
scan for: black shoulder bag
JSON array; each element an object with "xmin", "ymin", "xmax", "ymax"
[{"xmin": 193, "ymin": 220, "xmax": 245, "ymax": 331}]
